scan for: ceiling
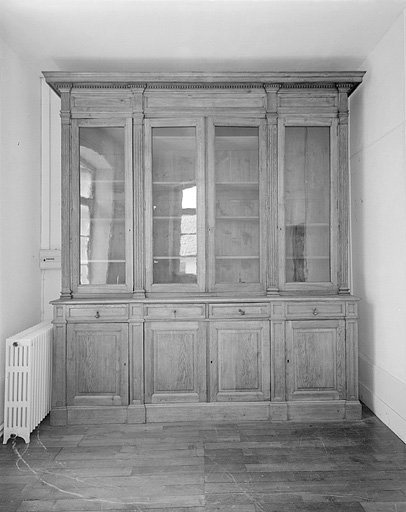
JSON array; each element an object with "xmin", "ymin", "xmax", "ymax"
[{"xmin": 1, "ymin": 0, "xmax": 406, "ymax": 74}]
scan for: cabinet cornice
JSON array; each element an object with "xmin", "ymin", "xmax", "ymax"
[{"xmin": 43, "ymin": 71, "xmax": 365, "ymax": 97}]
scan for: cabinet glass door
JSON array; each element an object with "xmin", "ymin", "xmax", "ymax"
[
  {"xmin": 284, "ymin": 126, "xmax": 331, "ymax": 284},
  {"xmin": 211, "ymin": 125, "xmax": 261, "ymax": 289},
  {"xmin": 146, "ymin": 121, "xmax": 204, "ymax": 291},
  {"xmin": 75, "ymin": 120, "xmax": 132, "ymax": 295},
  {"xmin": 80, "ymin": 127, "xmax": 125, "ymax": 285},
  {"xmin": 152, "ymin": 127, "xmax": 197, "ymax": 284}
]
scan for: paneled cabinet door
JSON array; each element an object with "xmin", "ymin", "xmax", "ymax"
[
  {"xmin": 286, "ymin": 320, "xmax": 345, "ymax": 401},
  {"xmin": 209, "ymin": 321, "xmax": 270, "ymax": 402},
  {"xmin": 67, "ymin": 323, "xmax": 129, "ymax": 406},
  {"xmin": 144, "ymin": 321, "xmax": 206, "ymax": 403}
]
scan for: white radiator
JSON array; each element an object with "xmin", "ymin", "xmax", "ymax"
[{"xmin": 3, "ymin": 322, "xmax": 53, "ymax": 444}]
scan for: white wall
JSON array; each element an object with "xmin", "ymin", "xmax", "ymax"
[
  {"xmin": 40, "ymin": 79, "xmax": 61, "ymax": 321},
  {"xmin": 350, "ymin": 12, "xmax": 406, "ymax": 442},
  {"xmin": 0, "ymin": 36, "xmax": 42, "ymax": 427}
]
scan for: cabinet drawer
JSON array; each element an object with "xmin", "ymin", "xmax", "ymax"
[
  {"xmin": 285, "ymin": 302, "xmax": 345, "ymax": 319},
  {"xmin": 144, "ymin": 304, "xmax": 205, "ymax": 319},
  {"xmin": 209, "ymin": 304, "xmax": 269, "ymax": 319},
  {"xmin": 67, "ymin": 305, "xmax": 128, "ymax": 321}
]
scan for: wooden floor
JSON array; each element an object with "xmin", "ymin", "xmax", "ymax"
[{"xmin": 1, "ymin": 405, "xmax": 406, "ymax": 512}]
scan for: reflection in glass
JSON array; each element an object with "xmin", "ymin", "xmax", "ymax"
[
  {"xmin": 79, "ymin": 127, "xmax": 125, "ymax": 285},
  {"xmin": 284, "ymin": 126, "xmax": 331, "ymax": 283},
  {"xmin": 214, "ymin": 126, "xmax": 260, "ymax": 284},
  {"xmin": 152, "ymin": 127, "xmax": 197, "ymax": 284}
]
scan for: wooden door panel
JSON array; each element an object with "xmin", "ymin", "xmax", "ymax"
[
  {"xmin": 286, "ymin": 320, "xmax": 345, "ymax": 401},
  {"xmin": 67, "ymin": 323, "xmax": 128, "ymax": 406},
  {"xmin": 145, "ymin": 321, "xmax": 206, "ymax": 403},
  {"xmin": 210, "ymin": 321, "xmax": 270, "ymax": 402},
  {"xmin": 155, "ymin": 330, "xmax": 195, "ymax": 392},
  {"xmin": 295, "ymin": 330, "xmax": 335, "ymax": 389},
  {"xmin": 219, "ymin": 331, "xmax": 260, "ymax": 391}
]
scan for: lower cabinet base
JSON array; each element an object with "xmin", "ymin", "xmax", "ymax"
[
  {"xmin": 49, "ymin": 406, "xmax": 146, "ymax": 426},
  {"xmin": 285, "ymin": 400, "xmax": 362, "ymax": 421},
  {"xmin": 145, "ymin": 402, "xmax": 270, "ymax": 423},
  {"xmin": 50, "ymin": 400, "xmax": 362, "ymax": 426}
]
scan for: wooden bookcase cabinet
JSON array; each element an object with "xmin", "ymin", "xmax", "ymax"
[{"xmin": 45, "ymin": 72, "xmax": 363, "ymax": 425}]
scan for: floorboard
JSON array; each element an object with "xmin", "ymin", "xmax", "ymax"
[{"xmin": 1, "ymin": 404, "xmax": 405, "ymax": 511}]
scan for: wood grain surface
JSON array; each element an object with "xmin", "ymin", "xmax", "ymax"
[{"xmin": 1, "ymin": 405, "xmax": 405, "ymax": 511}]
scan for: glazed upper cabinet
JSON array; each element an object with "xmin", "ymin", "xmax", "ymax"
[
  {"xmin": 43, "ymin": 72, "xmax": 364, "ymax": 297},
  {"xmin": 145, "ymin": 117, "xmax": 266, "ymax": 293}
]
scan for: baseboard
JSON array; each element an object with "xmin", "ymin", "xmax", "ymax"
[
  {"xmin": 66, "ymin": 406, "xmax": 144, "ymax": 425},
  {"xmin": 52, "ymin": 400, "xmax": 362, "ymax": 426},
  {"xmin": 146, "ymin": 402, "xmax": 271, "ymax": 423},
  {"xmin": 287, "ymin": 400, "xmax": 361, "ymax": 421},
  {"xmin": 359, "ymin": 354, "xmax": 406, "ymax": 444}
]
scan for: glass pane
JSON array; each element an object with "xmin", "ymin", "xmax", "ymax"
[
  {"xmin": 214, "ymin": 126, "xmax": 260, "ymax": 284},
  {"xmin": 79, "ymin": 127, "xmax": 126, "ymax": 285},
  {"xmin": 284, "ymin": 126, "xmax": 330, "ymax": 283},
  {"xmin": 152, "ymin": 127, "xmax": 197, "ymax": 284}
]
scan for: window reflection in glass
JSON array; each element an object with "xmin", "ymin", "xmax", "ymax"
[
  {"xmin": 152, "ymin": 127, "xmax": 197, "ymax": 284},
  {"xmin": 79, "ymin": 127, "xmax": 126, "ymax": 285}
]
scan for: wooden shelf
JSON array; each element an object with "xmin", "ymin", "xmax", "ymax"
[
  {"xmin": 286, "ymin": 256, "xmax": 329, "ymax": 260},
  {"xmin": 216, "ymin": 256, "xmax": 259, "ymax": 260},
  {"xmin": 216, "ymin": 182, "xmax": 258, "ymax": 186},
  {"xmin": 216, "ymin": 216, "xmax": 259, "ymax": 221},
  {"xmin": 153, "ymin": 181, "xmax": 196, "ymax": 186},
  {"xmin": 84, "ymin": 218, "xmax": 125, "ymax": 222},
  {"xmin": 84, "ymin": 259, "xmax": 126, "ymax": 263},
  {"xmin": 81, "ymin": 179, "xmax": 125, "ymax": 184},
  {"xmin": 154, "ymin": 256, "xmax": 196, "ymax": 260},
  {"xmin": 286, "ymin": 223, "xmax": 329, "ymax": 228}
]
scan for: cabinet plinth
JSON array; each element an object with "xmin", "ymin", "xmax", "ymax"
[{"xmin": 46, "ymin": 71, "xmax": 364, "ymax": 424}]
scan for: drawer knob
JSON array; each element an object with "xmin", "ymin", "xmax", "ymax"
[
  {"xmin": 239, "ymin": 309, "xmax": 246, "ymax": 316},
  {"xmin": 313, "ymin": 308, "xmax": 319, "ymax": 316},
  {"xmin": 95, "ymin": 311, "xmax": 100, "ymax": 318}
]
